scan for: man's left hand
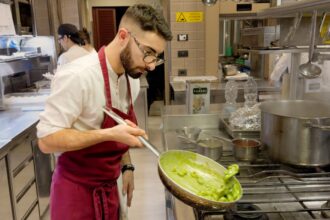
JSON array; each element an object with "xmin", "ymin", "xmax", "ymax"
[{"xmin": 122, "ymin": 170, "xmax": 134, "ymax": 207}]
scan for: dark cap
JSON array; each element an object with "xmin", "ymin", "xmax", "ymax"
[{"xmin": 58, "ymin": 23, "xmax": 79, "ymax": 36}]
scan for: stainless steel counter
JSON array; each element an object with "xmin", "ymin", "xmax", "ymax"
[
  {"xmin": 170, "ymin": 79, "xmax": 280, "ymax": 104},
  {"xmin": 0, "ymin": 108, "xmax": 40, "ymax": 155},
  {"xmin": 171, "ymin": 79, "xmax": 277, "ymax": 92}
]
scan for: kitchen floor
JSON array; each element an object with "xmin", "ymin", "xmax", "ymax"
[{"xmin": 43, "ymin": 114, "xmax": 166, "ymax": 220}]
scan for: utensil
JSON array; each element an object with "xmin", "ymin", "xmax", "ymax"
[
  {"xmin": 260, "ymin": 100, "xmax": 330, "ymax": 166},
  {"xmin": 102, "ymin": 107, "xmax": 243, "ymax": 209},
  {"xmin": 102, "ymin": 107, "xmax": 160, "ymax": 157},
  {"xmin": 177, "ymin": 135, "xmax": 223, "ymax": 161},
  {"xmin": 320, "ymin": 12, "xmax": 330, "ymax": 44},
  {"xmin": 283, "ymin": 12, "xmax": 302, "ymax": 47},
  {"xmin": 299, "ymin": 10, "xmax": 322, "ymax": 78},
  {"xmin": 211, "ymin": 136, "xmax": 260, "ymax": 161},
  {"xmin": 175, "ymin": 126, "xmax": 201, "ymax": 141}
]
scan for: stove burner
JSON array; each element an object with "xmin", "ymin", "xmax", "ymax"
[
  {"xmin": 321, "ymin": 201, "xmax": 330, "ymax": 218},
  {"xmin": 224, "ymin": 204, "xmax": 269, "ymax": 220}
]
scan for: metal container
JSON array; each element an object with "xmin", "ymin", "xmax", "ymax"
[
  {"xmin": 196, "ymin": 138, "xmax": 223, "ymax": 161},
  {"xmin": 260, "ymin": 100, "xmax": 330, "ymax": 167},
  {"xmin": 233, "ymin": 138, "xmax": 260, "ymax": 162},
  {"xmin": 159, "ymin": 150, "xmax": 242, "ymax": 210},
  {"xmin": 176, "ymin": 126, "xmax": 201, "ymax": 141}
]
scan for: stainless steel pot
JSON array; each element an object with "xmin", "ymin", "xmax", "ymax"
[
  {"xmin": 196, "ymin": 138, "xmax": 223, "ymax": 161},
  {"xmin": 260, "ymin": 100, "xmax": 330, "ymax": 167},
  {"xmin": 233, "ymin": 138, "xmax": 260, "ymax": 162}
]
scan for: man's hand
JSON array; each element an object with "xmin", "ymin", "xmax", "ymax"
[
  {"xmin": 102, "ymin": 123, "xmax": 145, "ymax": 148},
  {"xmin": 121, "ymin": 170, "xmax": 134, "ymax": 207}
]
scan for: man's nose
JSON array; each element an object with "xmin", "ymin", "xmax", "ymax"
[{"xmin": 146, "ymin": 62, "xmax": 156, "ymax": 71}]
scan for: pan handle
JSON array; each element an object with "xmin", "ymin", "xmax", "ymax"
[
  {"xmin": 308, "ymin": 124, "xmax": 330, "ymax": 130},
  {"xmin": 305, "ymin": 120, "xmax": 330, "ymax": 131},
  {"xmin": 102, "ymin": 107, "xmax": 160, "ymax": 157}
]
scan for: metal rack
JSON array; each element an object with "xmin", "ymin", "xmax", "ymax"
[
  {"xmin": 220, "ymin": 0, "xmax": 330, "ymax": 19},
  {"xmin": 258, "ymin": 0, "xmax": 330, "ymax": 18},
  {"xmin": 194, "ymin": 150, "xmax": 330, "ymax": 220}
]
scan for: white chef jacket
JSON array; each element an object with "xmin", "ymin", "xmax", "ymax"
[
  {"xmin": 37, "ymin": 52, "xmax": 141, "ymax": 139},
  {"xmin": 57, "ymin": 44, "xmax": 90, "ymax": 68}
]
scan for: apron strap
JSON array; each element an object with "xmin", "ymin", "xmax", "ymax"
[
  {"xmin": 98, "ymin": 46, "xmax": 112, "ymax": 108},
  {"xmin": 93, "ymin": 183, "xmax": 116, "ymax": 220}
]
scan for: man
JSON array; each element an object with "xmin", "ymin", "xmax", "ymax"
[
  {"xmin": 37, "ymin": 4, "xmax": 172, "ymax": 220},
  {"xmin": 57, "ymin": 23, "xmax": 89, "ymax": 67}
]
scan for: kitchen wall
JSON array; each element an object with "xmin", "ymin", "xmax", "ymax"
[
  {"xmin": 169, "ymin": 0, "xmax": 206, "ymax": 77},
  {"xmin": 60, "ymin": 0, "xmax": 80, "ymax": 27}
]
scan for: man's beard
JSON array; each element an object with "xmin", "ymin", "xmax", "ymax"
[{"xmin": 120, "ymin": 46, "xmax": 145, "ymax": 79}]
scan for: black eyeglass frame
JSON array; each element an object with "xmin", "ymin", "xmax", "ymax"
[{"xmin": 129, "ymin": 32, "xmax": 164, "ymax": 66}]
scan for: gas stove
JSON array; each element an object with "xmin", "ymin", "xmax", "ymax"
[{"xmin": 193, "ymin": 150, "xmax": 330, "ymax": 220}]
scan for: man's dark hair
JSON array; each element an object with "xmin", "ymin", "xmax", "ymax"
[
  {"xmin": 58, "ymin": 23, "xmax": 84, "ymax": 45},
  {"xmin": 123, "ymin": 4, "xmax": 172, "ymax": 41}
]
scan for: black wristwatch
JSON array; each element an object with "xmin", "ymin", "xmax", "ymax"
[{"xmin": 121, "ymin": 164, "xmax": 135, "ymax": 173}]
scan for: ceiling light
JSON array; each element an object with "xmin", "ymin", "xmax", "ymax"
[{"xmin": 202, "ymin": 0, "xmax": 218, "ymax": 6}]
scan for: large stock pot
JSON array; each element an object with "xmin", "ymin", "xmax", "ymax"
[{"xmin": 260, "ymin": 100, "xmax": 330, "ymax": 167}]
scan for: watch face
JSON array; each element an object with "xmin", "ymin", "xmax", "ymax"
[{"xmin": 122, "ymin": 164, "xmax": 135, "ymax": 173}]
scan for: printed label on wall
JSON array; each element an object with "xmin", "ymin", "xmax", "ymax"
[{"xmin": 176, "ymin": 12, "xmax": 203, "ymax": 23}]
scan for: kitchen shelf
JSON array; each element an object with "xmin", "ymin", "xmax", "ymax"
[
  {"xmin": 220, "ymin": 0, "xmax": 330, "ymax": 20},
  {"xmin": 258, "ymin": 0, "xmax": 330, "ymax": 18},
  {"xmin": 238, "ymin": 46, "xmax": 330, "ymax": 54}
]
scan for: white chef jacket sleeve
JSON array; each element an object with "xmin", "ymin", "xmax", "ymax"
[
  {"xmin": 57, "ymin": 54, "xmax": 69, "ymax": 68},
  {"xmin": 37, "ymin": 67, "xmax": 85, "ymax": 138}
]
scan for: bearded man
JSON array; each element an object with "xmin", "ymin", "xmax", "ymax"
[{"xmin": 37, "ymin": 4, "xmax": 172, "ymax": 220}]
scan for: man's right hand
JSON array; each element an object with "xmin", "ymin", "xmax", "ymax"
[{"xmin": 102, "ymin": 123, "xmax": 146, "ymax": 148}]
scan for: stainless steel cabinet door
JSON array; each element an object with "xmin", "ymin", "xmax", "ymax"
[{"xmin": 0, "ymin": 157, "xmax": 14, "ymax": 219}]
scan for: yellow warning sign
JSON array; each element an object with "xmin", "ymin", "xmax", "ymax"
[{"xmin": 176, "ymin": 12, "xmax": 203, "ymax": 23}]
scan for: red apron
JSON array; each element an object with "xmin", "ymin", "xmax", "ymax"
[{"xmin": 50, "ymin": 46, "xmax": 137, "ymax": 220}]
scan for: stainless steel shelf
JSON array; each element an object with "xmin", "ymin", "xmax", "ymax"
[
  {"xmin": 258, "ymin": 0, "xmax": 330, "ymax": 18},
  {"xmin": 238, "ymin": 46, "xmax": 330, "ymax": 54},
  {"xmin": 220, "ymin": 0, "xmax": 330, "ymax": 20}
]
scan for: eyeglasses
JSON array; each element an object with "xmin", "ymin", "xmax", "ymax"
[
  {"xmin": 58, "ymin": 35, "xmax": 64, "ymax": 42},
  {"xmin": 129, "ymin": 33, "xmax": 164, "ymax": 66}
]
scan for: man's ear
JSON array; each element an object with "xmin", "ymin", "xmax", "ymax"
[{"xmin": 118, "ymin": 28, "xmax": 130, "ymax": 42}]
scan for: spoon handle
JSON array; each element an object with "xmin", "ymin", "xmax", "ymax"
[
  {"xmin": 309, "ymin": 10, "xmax": 317, "ymax": 62},
  {"xmin": 102, "ymin": 107, "xmax": 160, "ymax": 157}
]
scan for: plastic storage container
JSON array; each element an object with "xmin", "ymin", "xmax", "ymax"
[
  {"xmin": 244, "ymin": 77, "xmax": 258, "ymax": 108},
  {"xmin": 222, "ymin": 79, "xmax": 238, "ymax": 118}
]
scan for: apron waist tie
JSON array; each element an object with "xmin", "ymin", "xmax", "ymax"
[{"xmin": 93, "ymin": 183, "xmax": 116, "ymax": 220}]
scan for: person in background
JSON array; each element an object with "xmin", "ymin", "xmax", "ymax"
[
  {"xmin": 57, "ymin": 23, "xmax": 89, "ymax": 67},
  {"xmin": 37, "ymin": 4, "xmax": 172, "ymax": 220},
  {"xmin": 78, "ymin": 27, "xmax": 97, "ymax": 54}
]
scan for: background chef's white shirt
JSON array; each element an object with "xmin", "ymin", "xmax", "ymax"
[
  {"xmin": 37, "ymin": 52, "xmax": 140, "ymax": 139},
  {"xmin": 57, "ymin": 44, "xmax": 90, "ymax": 67}
]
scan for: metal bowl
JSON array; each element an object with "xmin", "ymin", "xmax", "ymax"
[
  {"xmin": 233, "ymin": 138, "xmax": 261, "ymax": 161},
  {"xmin": 176, "ymin": 126, "xmax": 201, "ymax": 141}
]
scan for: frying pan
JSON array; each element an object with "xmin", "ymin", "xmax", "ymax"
[{"xmin": 102, "ymin": 107, "xmax": 243, "ymax": 210}]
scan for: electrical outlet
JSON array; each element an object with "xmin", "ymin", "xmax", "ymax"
[
  {"xmin": 178, "ymin": 69, "xmax": 187, "ymax": 76},
  {"xmin": 177, "ymin": 34, "xmax": 188, "ymax": 41},
  {"xmin": 178, "ymin": 50, "xmax": 188, "ymax": 57}
]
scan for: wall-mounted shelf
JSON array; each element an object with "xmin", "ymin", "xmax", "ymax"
[
  {"xmin": 258, "ymin": 0, "xmax": 330, "ymax": 18},
  {"xmin": 238, "ymin": 46, "xmax": 330, "ymax": 54},
  {"xmin": 220, "ymin": 0, "xmax": 330, "ymax": 20}
]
